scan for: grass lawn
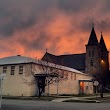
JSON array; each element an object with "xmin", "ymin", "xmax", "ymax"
[
  {"xmin": 2, "ymin": 95, "xmax": 73, "ymax": 101},
  {"xmin": 84, "ymin": 96, "xmax": 110, "ymax": 101},
  {"xmin": 63, "ymin": 100, "xmax": 97, "ymax": 103},
  {"xmin": 3, "ymin": 96, "xmax": 55, "ymax": 101},
  {"xmin": 3, "ymin": 94, "xmax": 110, "ymax": 102}
]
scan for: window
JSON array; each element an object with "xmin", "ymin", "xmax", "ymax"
[
  {"xmin": 10, "ymin": 66, "xmax": 15, "ymax": 75},
  {"xmin": 90, "ymin": 60, "xmax": 93, "ymax": 66},
  {"xmin": 3, "ymin": 66, "xmax": 7, "ymax": 73},
  {"xmin": 89, "ymin": 51, "xmax": 91, "ymax": 57},
  {"xmin": 92, "ymin": 51, "xmax": 94, "ymax": 57},
  {"xmin": 19, "ymin": 65, "xmax": 23, "ymax": 74},
  {"xmin": 74, "ymin": 74, "xmax": 76, "ymax": 80}
]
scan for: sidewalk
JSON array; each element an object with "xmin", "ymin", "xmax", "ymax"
[
  {"xmin": 52, "ymin": 93, "xmax": 110, "ymax": 103},
  {"xmin": 2, "ymin": 93, "xmax": 110, "ymax": 103}
]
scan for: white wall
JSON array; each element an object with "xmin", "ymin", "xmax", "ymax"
[
  {"xmin": 45, "ymin": 71, "xmax": 93, "ymax": 95},
  {"xmin": 0, "ymin": 63, "xmax": 93, "ymax": 96}
]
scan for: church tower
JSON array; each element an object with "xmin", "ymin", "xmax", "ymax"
[
  {"xmin": 99, "ymin": 33, "xmax": 109, "ymax": 73},
  {"xmin": 85, "ymin": 26, "xmax": 101, "ymax": 75}
]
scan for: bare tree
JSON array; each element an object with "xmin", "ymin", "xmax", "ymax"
[
  {"xmin": 92, "ymin": 70, "xmax": 110, "ymax": 98},
  {"xmin": 23, "ymin": 58, "xmax": 67, "ymax": 98}
]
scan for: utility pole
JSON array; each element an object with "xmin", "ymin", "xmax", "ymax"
[
  {"xmin": 0, "ymin": 77, "xmax": 2, "ymax": 108},
  {"xmin": 0, "ymin": 73, "xmax": 6, "ymax": 109}
]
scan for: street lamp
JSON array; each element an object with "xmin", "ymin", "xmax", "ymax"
[
  {"xmin": 101, "ymin": 59, "xmax": 106, "ymax": 73},
  {"xmin": 101, "ymin": 60, "xmax": 104, "ymax": 63}
]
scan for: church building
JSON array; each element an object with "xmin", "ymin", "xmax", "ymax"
[
  {"xmin": 42, "ymin": 26, "xmax": 109, "ymax": 75},
  {"xmin": 0, "ymin": 26, "xmax": 108, "ymax": 96}
]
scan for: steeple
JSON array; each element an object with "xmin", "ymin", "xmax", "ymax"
[
  {"xmin": 86, "ymin": 25, "xmax": 101, "ymax": 75},
  {"xmin": 87, "ymin": 26, "xmax": 98, "ymax": 45},
  {"xmin": 99, "ymin": 32, "xmax": 107, "ymax": 51}
]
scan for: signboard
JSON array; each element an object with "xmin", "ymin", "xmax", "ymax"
[
  {"xmin": 0, "ymin": 73, "xmax": 6, "ymax": 78},
  {"xmin": 93, "ymin": 81, "xmax": 99, "ymax": 86}
]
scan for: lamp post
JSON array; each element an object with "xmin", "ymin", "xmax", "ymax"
[
  {"xmin": 100, "ymin": 59, "xmax": 106, "ymax": 98},
  {"xmin": 101, "ymin": 59, "xmax": 106, "ymax": 73},
  {"xmin": 0, "ymin": 73, "xmax": 6, "ymax": 108}
]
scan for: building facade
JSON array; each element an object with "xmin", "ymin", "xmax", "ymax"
[
  {"xmin": 85, "ymin": 27, "xmax": 109, "ymax": 75},
  {"xmin": 42, "ymin": 26, "xmax": 109, "ymax": 75},
  {"xmin": 0, "ymin": 55, "xmax": 93, "ymax": 96},
  {"xmin": 0, "ymin": 26, "xmax": 106, "ymax": 96}
]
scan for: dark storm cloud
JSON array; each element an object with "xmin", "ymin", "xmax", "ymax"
[
  {"xmin": 1, "ymin": 0, "xmax": 110, "ymax": 58},
  {"xmin": 0, "ymin": 1, "xmax": 36, "ymax": 36},
  {"xmin": 79, "ymin": 16, "xmax": 110, "ymax": 33},
  {"xmin": 0, "ymin": 0, "xmax": 56, "ymax": 36},
  {"xmin": 96, "ymin": 19, "xmax": 110, "ymax": 31},
  {"xmin": 57, "ymin": 0, "xmax": 98, "ymax": 13},
  {"xmin": 0, "ymin": 0, "xmax": 109, "ymax": 38},
  {"xmin": 30, "ymin": 32, "xmax": 50, "ymax": 50},
  {"xmin": 18, "ymin": 28, "xmax": 50, "ymax": 51},
  {"xmin": 0, "ymin": 0, "xmax": 102, "ymax": 37},
  {"xmin": 0, "ymin": 14, "xmax": 36, "ymax": 36},
  {"xmin": 102, "ymin": 0, "xmax": 110, "ymax": 12}
]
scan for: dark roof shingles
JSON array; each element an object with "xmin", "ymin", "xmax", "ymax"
[{"xmin": 42, "ymin": 52, "xmax": 86, "ymax": 71}]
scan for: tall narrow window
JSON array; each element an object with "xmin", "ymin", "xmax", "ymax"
[
  {"xmin": 92, "ymin": 51, "xmax": 94, "ymax": 57},
  {"xmin": 10, "ymin": 66, "xmax": 15, "ymax": 75},
  {"xmin": 89, "ymin": 51, "xmax": 91, "ymax": 57},
  {"xmin": 74, "ymin": 74, "xmax": 76, "ymax": 80},
  {"xmin": 19, "ymin": 65, "xmax": 23, "ymax": 74},
  {"xmin": 3, "ymin": 66, "xmax": 7, "ymax": 73}
]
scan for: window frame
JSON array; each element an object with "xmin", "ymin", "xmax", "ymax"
[
  {"xmin": 10, "ymin": 65, "xmax": 15, "ymax": 75},
  {"xmin": 3, "ymin": 66, "xmax": 7, "ymax": 73},
  {"xmin": 19, "ymin": 65, "xmax": 23, "ymax": 74}
]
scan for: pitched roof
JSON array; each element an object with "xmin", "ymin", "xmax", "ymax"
[
  {"xmin": 99, "ymin": 34, "xmax": 107, "ymax": 51},
  {"xmin": 87, "ymin": 26, "xmax": 98, "ymax": 45},
  {"xmin": 0, "ymin": 55, "xmax": 33, "ymax": 65},
  {"xmin": 42, "ymin": 52, "xmax": 86, "ymax": 71},
  {"xmin": 0, "ymin": 55, "xmax": 88, "ymax": 75}
]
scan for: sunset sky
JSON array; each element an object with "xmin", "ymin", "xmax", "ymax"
[{"xmin": 0, "ymin": 0, "xmax": 110, "ymax": 59}]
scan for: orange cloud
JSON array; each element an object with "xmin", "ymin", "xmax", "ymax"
[{"xmin": 0, "ymin": 0, "xmax": 110, "ymax": 68}]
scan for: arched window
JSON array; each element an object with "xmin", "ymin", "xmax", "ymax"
[{"xmin": 90, "ymin": 60, "xmax": 93, "ymax": 66}]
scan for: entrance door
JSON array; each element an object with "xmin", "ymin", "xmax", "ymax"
[{"xmin": 79, "ymin": 82, "xmax": 84, "ymax": 94}]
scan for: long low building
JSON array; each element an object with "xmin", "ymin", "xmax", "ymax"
[{"xmin": 0, "ymin": 55, "xmax": 93, "ymax": 96}]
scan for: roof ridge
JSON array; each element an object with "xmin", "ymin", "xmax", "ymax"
[
  {"xmin": 45, "ymin": 52, "xmax": 56, "ymax": 56},
  {"xmin": 57, "ymin": 53, "xmax": 86, "ymax": 57}
]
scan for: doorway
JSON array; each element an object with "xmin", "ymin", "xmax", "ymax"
[{"xmin": 79, "ymin": 82, "xmax": 84, "ymax": 94}]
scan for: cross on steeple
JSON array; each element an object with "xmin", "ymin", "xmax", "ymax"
[
  {"xmin": 92, "ymin": 22, "xmax": 94, "ymax": 28},
  {"xmin": 46, "ymin": 48, "xmax": 48, "ymax": 53},
  {"xmin": 101, "ymin": 31, "xmax": 102, "ymax": 35}
]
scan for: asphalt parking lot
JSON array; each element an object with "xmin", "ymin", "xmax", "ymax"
[{"xmin": 1, "ymin": 99, "xmax": 110, "ymax": 110}]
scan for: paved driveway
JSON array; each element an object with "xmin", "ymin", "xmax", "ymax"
[{"xmin": 1, "ymin": 99, "xmax": 110, "ymax": 110}]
